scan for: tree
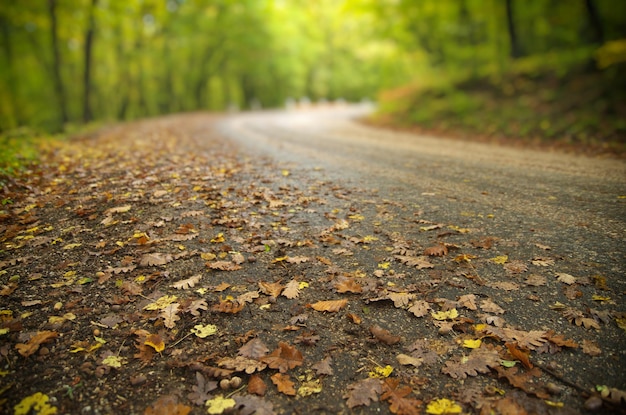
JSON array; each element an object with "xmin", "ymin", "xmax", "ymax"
[
  {"xmin": 48, "ymin": 0, "xmax": 68, "ymax": 127},
  {"xmin": 505, "ymin": 0, "xmax": 523, "ymax": 59},
  {"xmin": 83, "ymin": 0, "xmax": 99, "ymax": 123}
]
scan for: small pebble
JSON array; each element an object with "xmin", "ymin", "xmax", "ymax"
[
  {"xmin": 39, "ymin": 347, "xmax": 49, "ymax": 356},
  {"xmin": 54, "ymin": 302, "xmax": 63, "ymax": 311},
  {"xmin": 93, "ymin": 329, "xmax": 101, "ymax": 336},
  {"xmin": 546, "ymin": 382, "xmax": 562, "ymax": 395},
  {"xmin": 130, "ymin": 374, "xmax": 147, "ymax": 386}
]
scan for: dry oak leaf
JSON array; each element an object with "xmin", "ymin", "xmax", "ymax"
[
  {"xmin": 334, "ymin": 278, "xmax": 363, "ymax": 294},
  {"xmin": 370, "ymin": 325, "xmax": 401, "ymax": 345},
  {"xmin": 582, "ymin": 339, "xmax": 601, "ymax": 356},
  {"xmin": 259, "ymin": 281, "xmax": 283, "ymax": 298},
  {"xmin": 247, "ymin": 374, "xmax": 268, "ymax": 397},
  {"xmin": 312, "ymin": 356, "xmax": 334, "ymax": 376},
  {"xmin": 261, "ymin": 341, "xmax": 303, "ymax": 373},
  {"xmin": 381, "ymin": 378, "xmax": 422, "ymax": 415},
  {"xmin": 160, "ymin": 303, "xmax": 181, "ymax": 329},
  {"xmin": 396, "ymin": 354, "xmax": 422, "ymax": 368},
  {"xmin": 482, "ymin": 327, "xmax": 548, "ymax": 350},
  {"xmin": 218, "ymin": 356, "xmax": 267, "ymax": 374},
  {"xmin": 207, "ymin": 260, "xmax": 242, "ymax": 271},
  {"xmin": 505, "ymin": 342, "xmax": 533, "ymax": 369},
  {"xmin": 395, "ymin": 255, "xmax": 434, "ymax": 269},
  {"xmin": 441, "ymin": 346, "xmax": 500, "ymax": 379},
  {"xmin": 480, "ymin": 299, "xmax": 505, "ymax": 314},
  {"xmin": 212, "ymin": 298, "xmax": 245, "ymax": 314},
  {"xmin": 186, "ymin": 299, "xmax": 208, "ymax": 317},
  {"xmin": 139, "ymin": 252, "xmax": 173, "ymax": 267},
  {"xmin": 408, "ymin": 300, "xmax": 431, "ymax": 317},
  {"xmin": 307, "ymin": 299, "xmax": 348, "ymax": 312},
  {"xmin": 388, "ymin": 292, "xmax": 415, "ymax": 308},
  {"xmin": 424, "ymin": 244, "xmax": 448, "ymax": 257},
  {"xmin": 271, "ymin": 373, "xmax": 296, "ymax": 396},
  {"xmin": 281, "ymin": 279, "xmax": 301, "ymax": 299},
  {"xmin": 16, "ymin": 331, "xmax": 59, "ymax": 357},
  {"xmin": 188, "ymin": 372, "xmax": 217, "ymax": 406},
  {"xmin": 286, "ymin": 256, "xmax": 310, "ymax": 264},
  {"xmin": 239, "ymin": 338, "xmax": 270, "ymax": 359},
  {"xmin": 457, "ymin": 294, "xmax": 478, "ymax": 310},
  {"xmin": 556, "ymin": 273, "xmax": 577, "ymax": 285},
  {"xmin": 144, "ymin": 395, "xmax": 192, "ymax": 415},
  {"xmin": 134, "ymin": 343, "xmax": 156, "ymax": 364},
  {"xmin": 170, "ymin": 274, "xmax": 202, "ymax": 290},
  {"xmin": 344, "ymin": 378, "xmax": 383, "ymax": 409},
  {"xmin": 494, "ymin": 366, "xmax": 550, "ymax": 399}
]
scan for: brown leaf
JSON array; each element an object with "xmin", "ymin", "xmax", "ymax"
[
  {"xmin": 207, "ymin": 261, "xmax": 242, "ymax": 271},
  {"xmin": 281, "ymin": 279, "xmax": 301, "ymax": 299},
  {"xmin": 388, "ymin": 292, "xmax": 415, "ymax": 308},
  {"xmin": 381, "ymin": 378, "xmax": 422, "ymax": 415},
  {"xmin": 312, "ymin": 356, "xmax": 334, "ymax": 376},
  {"xmin": 15, "ymin": 331, "xmax": 59, "ymax": 357},
  {"xmin": 442, "ymin": 346, "xmax": 500, "ymax": 379},
  {"xmin": 239, "ymin": 338, "xmax": 270, "ymax": 359},
  {"xmin": 482, "ymin": 327, "xmax": 548, "ymax": 350},
  {"xmin": 370, "ymin": 325, "xmax": 401, "ymax": 345},
  {"xmin": 424, "ymin": 244, "xmax": 448, "ymax": 257},
  {"xmin": 394, "ymin": 255, "xmax": 434, "ymax": 269},
  {"xmin": 187, "ymin": 372, "xmax": 217, "ymax": 406},
  {"xmin": 259, "ymin": 281, "xmax": 283, "ymax": 297},
  {"xmin": 343, "ymin": 378, "xmax": 383, "ymax": 408},
  {"xmin": 218, "ymin": 356, "xmax": 267, "ymax": 374},
  {"xmin": 408, "ymin": 300, "xmax": 431, "ymax": 317},
  {"xmin": 134, "ymin": 343, "xmax": 156, "ymax": 364},
  {"xmin": 247, "ymin": 374, "xmax": 267, "ymax": 396},
  {"xmin": 170, "ymin": 275, "xmax": 202, "ymax": 290},
  {"xmin": 480, "ymin": 299, "xmax": 505, "ymax": 314},
  {"xmin": 334, "ymin": 278, "xmax": 363, "ymax": 294},
  {"xmin": 261, "ymin": 342, "xmax": 303, "ymax": 373},
  {"xmin": 306, "ymin": 299, "xmax": 348, "ymax": 312},
  {"xmin": 505, "ymin": 342, "xmax": 533, "ymax": 369},
  {"xmin": 186, "ymin": 299, "xmax": 208, "ymax": 317},
  {"xmin": 159, "ymin": 303, "xmax": 181, "ymax": 329},
  {"xmin": 286, "ymin": 256, "xmax": 310, "ymax": 264},
  {"xmin": 457, "ymin": 294, "xmax": 477, "ymax": 310},
  {"xmin": 581, "ymin": 339, "xmax": 601, "ymax": 356},
  {"xmin": 495, "ymin": 366, "xmax": 550, "ymax": 399},
  {"xmin": 144, "ymin": 394, "xmax": 191, "ymax": 415},
  {"xmin": 212, "ymin": 299, "xmax": 245, "ymax": 314},
  {"xmin": 139, "ymin": 253, "xmax": 173, "ymax": 267},
  {"xmin": 271, "ymin": 373, "xmax": 296, "ymax": 396}
]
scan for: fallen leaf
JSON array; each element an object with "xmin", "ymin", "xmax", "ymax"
[
  {"xmin": 247, "ymin": 374, "xmax": 267, "ymax": 396},
  {"xmin": 160, "ymin": 303, "xmax": 181, "ymax": 329},
  {"xmin": 218, "ymin": 356, "xmax": 267, "ymax": 374},
  {"xmin": 261, "ymin": 341, "xmax": 303, "ymax": 373},
  {"xmin": 187, "ymin": 372, "xmax": 217, "ymax": 405},
  {"xmin": 426, "ymin": 398, "xmax": 462, "ymax": 414},
  {"xmin": 431, "ymin": 308, "xmax": 459, "ymax": 321},
  {"xmin": 170, "ymin": 275, "xmax": 202, "ymax": 289},
  {"xmin": 139, "ymin": 252, "xmax": 173, "ymax": 267},
  {"xmin": 270, "ymin": 373, "xmax": 296, "ymax": 396},
  {"xmin": 239, "ymin": 338, "xmax": 270, "ymax": 359},
  {"xmin": 307, "ymin": 299, "xmax": 348, "ymax": 312},
  {"xmin": 145, "ymin": 334, "xmax": 165, "ymax": 353},
  {"xmin": 15, "ymin": 331, "xmax": 59, "ymax": 357},
  {"xmin": 205, "ymin": 395, "xmax": 236, "ymax": 414},
  {"xmin": 370, "ymin": 325, "xmax": 401, "ymax": 345},
  {"xmin": 259, "ymin": 281, "xmax": 283, "ymax": 297},
  {"xmin": 14, "ymin": 392, "xmax": 58, "ymax": 415},
  {"xmin": 408, "ymin": 300, "xmax": 431, "ymax": 317},
  {"xmin": 344, "ymin": 378, "xmax": 383, "ymax": 408},
  {"xmin": 282, "ymin": 279, "xmax": 301, "ymax": 299},
  {"xmin": 191, "ymin": 324, "xmax": 218, "ymax": 338},
  {"xmin": 334, "ymin": 278, "xmax": 363, "ymax": 293},
  {"xmin": 396, "ymin": 354, "xmax": 422, "ymax": 368},
  {"xmin": 381, "ymin": 378, "xmax": 422, "ymax": 415},
  {"xmin": 312, "ymin": 356, "xmax": 334, "ymax": 375},
  {"xmin": 442, "ymin": 346, "xmax": 500, "ymax": 379},
  {"xmin": 395, "ymin": 255, "xmax": 434, "ymax": 269},
  {"xmin": 424, "ymin": 244, "xmax": 448, "ymax": 257}
]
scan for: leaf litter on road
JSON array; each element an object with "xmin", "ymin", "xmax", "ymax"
[{"xmin": 0, "ymin": 113, "xmax": 625, "ymax": 414}]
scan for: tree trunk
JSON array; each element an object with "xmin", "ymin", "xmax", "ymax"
[
  {"xmin": 505, "ymin": 0, "xmax": 523, "ymax": 59},
  {"xmin": 0, "ymin": 15, "xmax": 21, "ymax": 128},
  {"xmin": 82, "ymin": 0, "xmax": 98, "ymax": 123},
  {"xmin": 48, "ymin": 0, "xmax": 68, "ymax": 126},
  {"xmin": 583, "ymin": 0, "xmax": 604, "ymax": 44}
]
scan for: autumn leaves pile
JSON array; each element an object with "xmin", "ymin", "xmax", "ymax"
[{"xmin": 2, "ymin": 115, "xmax": 625, "ymax": 415}]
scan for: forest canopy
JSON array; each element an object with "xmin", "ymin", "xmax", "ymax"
[{"xmin": 1, "ymin": 0, "xmax": 625, "ymax": 135}]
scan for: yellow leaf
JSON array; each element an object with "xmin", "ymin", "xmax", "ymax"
[
  {"xmin": 200, "ymin": 252, "xmax": 216, "ymax": 261},
  {"xmin": 298, "ymin": 281, "xmax": 309, "ymax": 289},
  {"xmin": 272, "ymin": 256, "xmax": 288, "ymax": 263},
  {"xmin": 281, "ymin": 169, "xmax": 290, "ymax": 177},
  {"xmin": 363, "ymin": 235, "xmax": 378, "ymax": 242},
  {"xmin": 14, "ymin": 392, "xmax": 57, "ymax": 415},
  {"xmin": 0, "ymin": 328, "xmax": 9, "ymax": 336},
  {"xmin": 463, "ymin": 339, "xmax": 482, "ymax": 349},
  {"xmin": 143, "ymin": 295, "xmax": 178, "ymax": 310},
  {"xmin": 545, "ymin": 400, "xmax": 564, "ymax": 407},
  {"xmin": 431, "ymin": 309, "xmax": 459, "ymax": 321},
  {"xmin": 378, "ymin": 262, "xmax": 390, "ymax": 269},
  {"xmin": 591, "ymin": 295, "xmax": 611, "ymax": 302},
  {"xmin": 102, "ymin": 355, "xmax": 125, "ymax": 368},
  {"xmin": 490, "ymin": 255, "xmax": 508, "ymax": 264},
  {"xmin": 210, "ymin": 233, "xmax": 225, "ymax": 243},
  {"xmin": 62, "ymin": 243, "xmax": 82, "ymax": 250},
  {"xmin": 368, "ymin": 365, "xmax": 394, "ymax": 378},
  {"xmin": 426, "ymin": 398, "xmax": 462, "ymax": 414},
  {"xmin": 191, "ymin": 324, "xmax": 218, "ymax": 338},
  {"xmin": 205, "ymin": 395, "xmax": 236, "ymax": 414},
  {"xmin": 145, "ymin": 335, "xmax": 165, "ymax": 352}
]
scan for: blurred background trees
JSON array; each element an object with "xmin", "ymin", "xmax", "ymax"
[{"xmin": 0, "ymin": 0, "xmax": 624, "ymax": 146}]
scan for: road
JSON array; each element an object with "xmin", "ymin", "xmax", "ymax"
[{"xmin": 218, "ymin": 105, "xmax": 625, "ymax": 266}]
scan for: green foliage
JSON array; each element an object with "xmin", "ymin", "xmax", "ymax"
[{"xmin": 0, "ymin": 128, "xmax": 43, "ymax": 176}]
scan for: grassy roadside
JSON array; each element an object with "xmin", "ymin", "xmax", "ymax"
[{"xmin": 369, "ymin": 56, "xmax": 626, "ymax": 158}]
